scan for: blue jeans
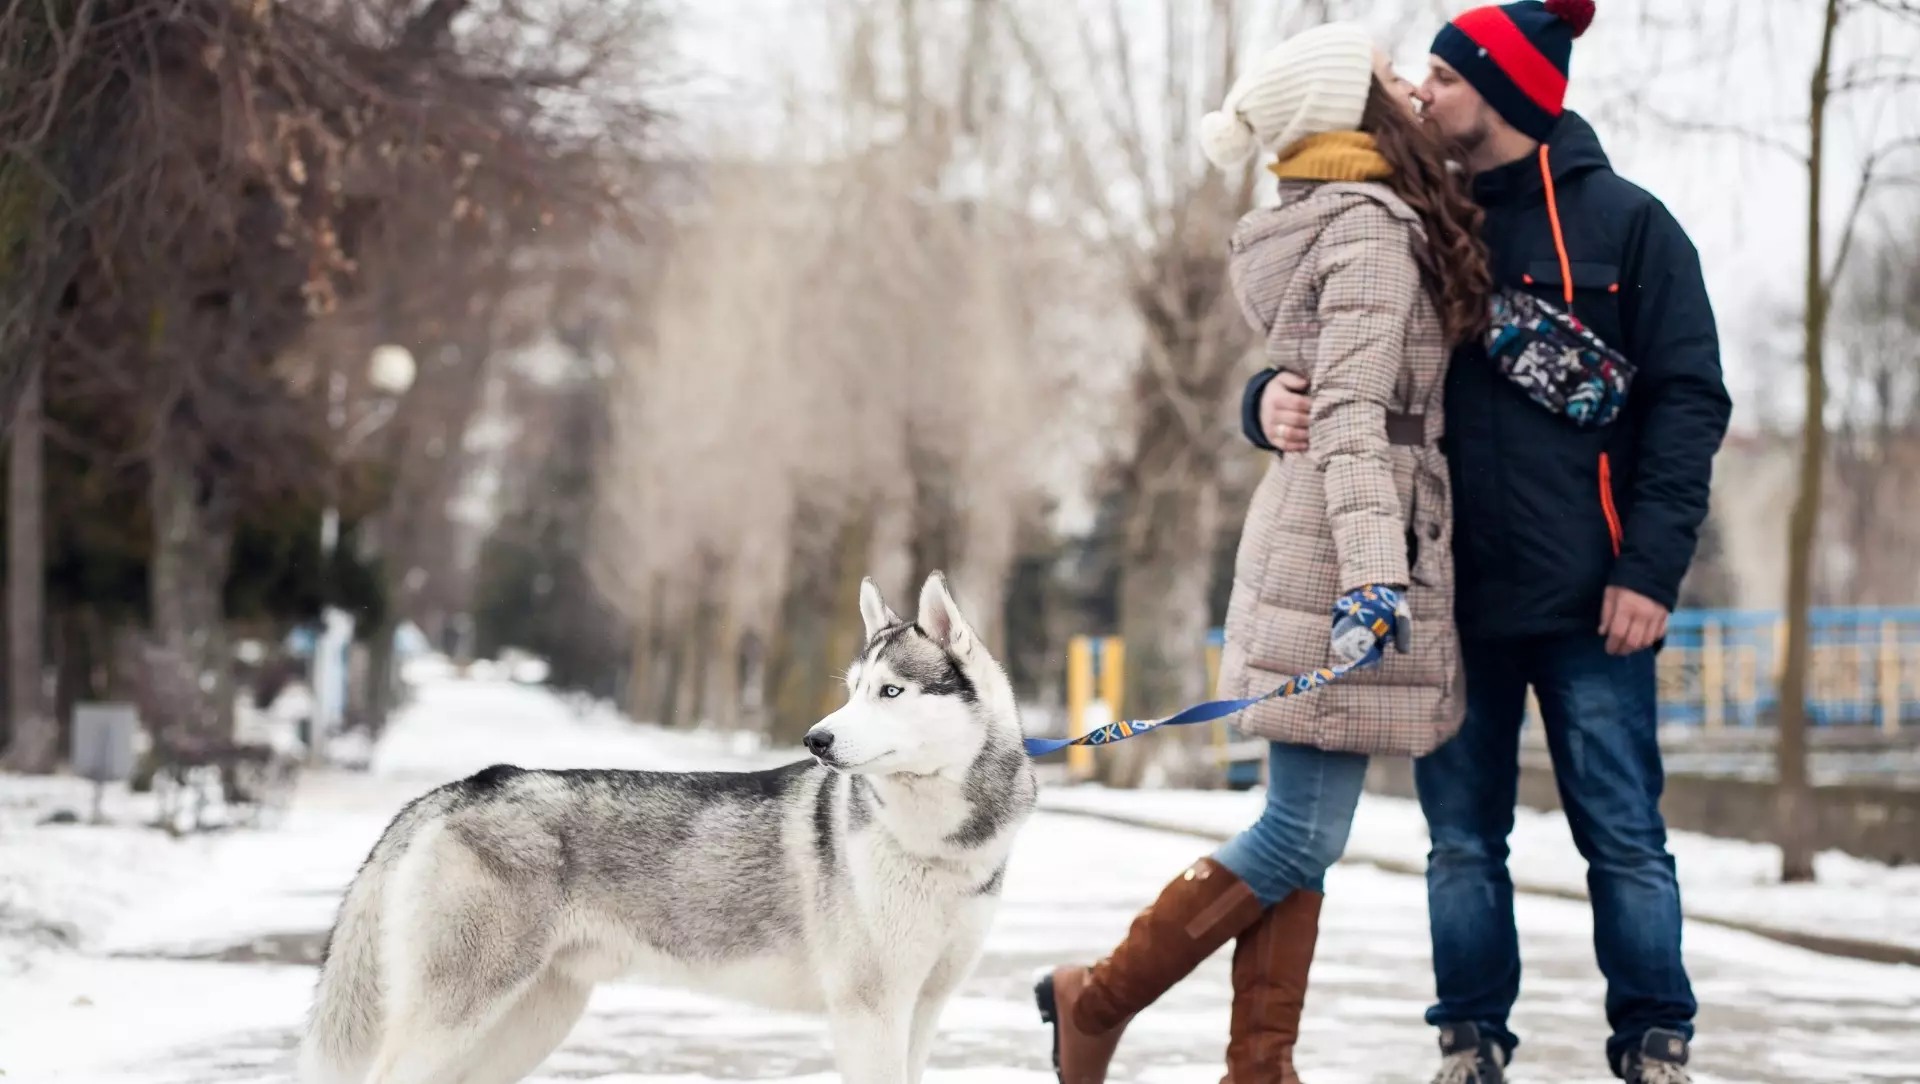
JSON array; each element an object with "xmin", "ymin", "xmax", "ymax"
[
  {"xmin": 1213, "ymin": 741, "xmax": 1370, "ymax": 905},
  {"xmin": 1414, "ymin": 634, "xmax": 1696, "ymax": 1074}
]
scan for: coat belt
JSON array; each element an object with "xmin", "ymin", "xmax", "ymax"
[{"xmin": 1386, "ymin": 412, "xmax": 1428, "ymax": 446}]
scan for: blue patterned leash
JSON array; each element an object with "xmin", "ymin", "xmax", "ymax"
[
  {"xmin": 1022, "ymin": 585, "xmax": 1407, "ymax": 757},
  {"xmin": 1021, "ymin": 645, "xmax": 1385, "ymax": 756},
  {"xmin": 1021, "ymin": 623, "xmax": 1395, "ymax": 758}
]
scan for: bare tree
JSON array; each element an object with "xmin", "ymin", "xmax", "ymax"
[
  {"xmin": 0, "ymin": 0, "xmax": 663, "ymax": 776},
  {"xmin": 1614, "ymin": 0, "xmax": 1920, "ymax": 879},
  {"xmin": 592, "ymin": 0, "xmax": 1088, "ymax": 738},
  {"xmin": 1830, "ymin": 218, "xmax": 1920, "ymax": 604},
  {"xmin": 0, "ymin": 1, "xmax": 100, "ymax": 772}
]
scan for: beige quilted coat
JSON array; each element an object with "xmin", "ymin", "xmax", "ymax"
[{"xmin": 1216, "ymin": 180, "xmax": 1465, "ymax": 757}]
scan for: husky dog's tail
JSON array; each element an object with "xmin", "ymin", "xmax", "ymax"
[
  {"xmin": 298, "ymin": 794, "xmax": 447, "ymax": 1083},
  {"xmin": 296, "ymin": 857, "xmax": 387, "ymax": 1083}
]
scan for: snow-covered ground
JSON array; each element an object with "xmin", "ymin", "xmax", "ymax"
[
  {"xmin": 2, "ymin": 675, "xmax": 1918, "ymax": 1083},
  {"xmin": 1039, "ymin": 782, "xmax": 1920, "ymax": 956}
]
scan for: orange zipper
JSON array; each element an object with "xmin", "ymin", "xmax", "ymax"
[
  {"xmin": 1539, "ymin": 146, "xmax": 1575, "ymax": 307},
  {"xmin": 1598, "ymin": 452, "xmax": 1622, "ymax": 557}
]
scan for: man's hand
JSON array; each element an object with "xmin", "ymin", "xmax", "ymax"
[
  {"xmin": 1600, "ymin": 585, "xmax": 1668, "ymax": 655},
  {"xmin": 1259, "ymin": 371, "xmax": 1313, "ymax": 453}
]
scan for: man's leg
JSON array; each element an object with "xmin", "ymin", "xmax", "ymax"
[
  {"xmin": 1530, "ymin": 635, "xmax": 1696, "ymax": 1076},
  {"xmin": 1413, "ymin": 640, "xmax": 1530, "ymax": 1063}
]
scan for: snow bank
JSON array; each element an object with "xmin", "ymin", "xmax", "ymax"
[
  {"xmin": 1039, "ymin": 785, "xmax": 1920, "ymax": 954},
  {"xmin": 0, "ymin": 675, "xmax": 802, "ymax": 974}
]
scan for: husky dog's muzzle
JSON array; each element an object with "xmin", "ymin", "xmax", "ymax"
[{"xmin": 803, "ymin": 726, "xmax": 840, "ymax": 767}]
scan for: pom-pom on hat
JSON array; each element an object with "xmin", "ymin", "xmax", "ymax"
[{"xmin": 1430, "ymin": 0, "xmax": 1594, "ymax": 142}]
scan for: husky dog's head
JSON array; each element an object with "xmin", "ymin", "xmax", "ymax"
[{"xmin": 803, "ymin": 571, "xmax": 1019, "ymax": 778}]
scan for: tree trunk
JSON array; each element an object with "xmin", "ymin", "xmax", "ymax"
[
  {"xmin": 4, "ymin": 364, "xmax": 55, "ymax": 771},
  {"xmin": 819, "ymin": 507, "xmax": 874, "ymax": 718},
  {"xmin": 624, "ymin": 621, "xmax": 652, "ymax": 721},
  {"xmin": 682, "ymin": 550, "xmax": 724, "ymax": 728},
  {"xmin": 955, "ymin": 483, "xmax": 1017, "ymax": 658},
  {"xmin": 703, "ymin": 611, "xmax": 741, "ymax": 731},
  {"xmin": 737, "ymin": 628, "xmax": 767, "ymax": 735},
  {"xmin": 149, "ymin": 428, "xmax": 238, "ymax": 742},
  {"xmin": 0, "ymin": 593, "xmax": 11, "ymax": 756},
  {"xmin": 54, "ymin": 605, "xmax": 91, "ymax": 764},
  {"xmin": 908, "ymin": 446, "xmax": 961, "ymax": 586},
  {"xmin": 364, "ymin": 613, "xmax": 398, "ymax": 736},
  {"xmin": 1102, "ymin": 468, "xmax": 1220, "ymax": 790},
  {"xmin": 623, "ymin": 581, "xmax": 663, "ymax": 723},
  {"xmin": 765, "ymin": 500, "xmax": 838, "ymax": 748},
  {"xmin": 1776, "ymin": 0, "xmax": 1842, "ymax": 885},
  {"xmin": 670, "ymin": 596, "xmax": 702, "ymax": 727},
  {"xmin": 701, "ymin": 569, "xmax": 742, "ymax": 732},
  {"xmin": 869, "ymin": 494, "xmax": 914, "ymax": 606}
]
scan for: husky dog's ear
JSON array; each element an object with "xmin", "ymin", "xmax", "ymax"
[
  {"xmin": 917, "ymin": 570, "xmax": 976, "ymax": 656},
  {"xmin": 859, "ymin": 577, "xmax": 902, "ymax": 641}
]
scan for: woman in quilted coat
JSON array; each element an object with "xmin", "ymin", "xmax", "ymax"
[{"xmin": 1036, "ymin": 21, "xmax": 1493, "ymax": 1084}]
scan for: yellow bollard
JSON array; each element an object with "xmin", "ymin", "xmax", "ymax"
[
  {"xmin": 1065, "ymin": 636, "xmax": 1093, "ymax": 780},
  {"xmin": 1881, "ymin": 619, "xmax": 1901, "ymax": 735}
]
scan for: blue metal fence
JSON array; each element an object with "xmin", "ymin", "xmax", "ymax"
[
  {"xmin": 1649, "ymin": 607, "xmax": 1920, "ymax": 729},
  {"xmin": 1194, "ymin": 608, "xmax": 1920, "ymax": 732}
]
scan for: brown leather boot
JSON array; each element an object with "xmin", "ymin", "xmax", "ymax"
[
  {"xmin": 1036, "ymin": 857, "xmax": 1266, "ymax": 1084},
  {"xmin": 1220, "ymin": 887, "xmax": 1323, "ymax": 1083}
]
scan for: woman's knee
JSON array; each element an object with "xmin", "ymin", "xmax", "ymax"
[{"xmin": 1223, "ymin": 800, "xmax": 1355, "ymax": 893}]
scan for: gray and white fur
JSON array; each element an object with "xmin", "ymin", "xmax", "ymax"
[{"xmin": 298, "ymin": 570, "xmax": 1038, "ymax": 1084}]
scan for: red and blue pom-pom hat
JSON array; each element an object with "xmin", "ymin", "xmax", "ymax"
[{"xmin": 1430, "ymin": 0, "xmax": 1596, "ymax": 142}]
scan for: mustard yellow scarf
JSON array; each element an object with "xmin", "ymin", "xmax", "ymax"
[{"xmin": 1268, "ymin": 131, "xmax": 1393, "ymax": 183}]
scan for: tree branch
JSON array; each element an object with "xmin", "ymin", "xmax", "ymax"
[
  {"xmin": 1831, "ymin": 52, "xmax": 1920, "ymax": 93},
  {"xmin": 1854, "ymin": 0, "xmax": 1920, "ymax": 23},
  {"xmin": 1625, "ymin": 95, "xmax": 1812, "ymax": 165},
  {"xmin": 397, "ymin": 0, "xmax": 468, "ymax": 54},
  {"xmin": 1825, "ymin": 134, "xmax": 1920, "ymax": 298},
  {"xmin": 994, "ymin": 0, "xmax": 1148, "ymax": 281}
]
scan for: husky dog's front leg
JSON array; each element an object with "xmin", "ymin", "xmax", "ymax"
[
  {"xmin": 827, "ymin": 1005, "xmax": 910, "ymax": 1084},
  {"xmin": 906, "ymin": 928, "xmax": 988, "ymax": 1082},
  {"xmin": 905, "ymin": 980, "xmax": 959, "ymax": 1083}
]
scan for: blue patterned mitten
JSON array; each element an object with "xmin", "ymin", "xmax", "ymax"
[{"xmin": 1330, "ymin": 584, "xmax": 1411, "ymax": 666}]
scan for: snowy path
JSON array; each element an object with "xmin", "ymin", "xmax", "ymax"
[
  {"xmin": 1040, "ymin": 783, "xmax": 1920, "ymax": 959},
  {"xmin": 3, "ymin": 679, "xmax": 1919, "ymax": 1083}
]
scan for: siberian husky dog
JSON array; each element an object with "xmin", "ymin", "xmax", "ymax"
[{"xmin": 298, "ymin": 571, "xmax": 1039, "ymax": 1084}]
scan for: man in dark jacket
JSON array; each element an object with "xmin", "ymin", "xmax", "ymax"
[{"xmin": 1246, "ymin": 3, "xmax": 1731, "ymax": 1082}]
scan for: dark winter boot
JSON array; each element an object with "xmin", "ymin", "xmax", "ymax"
[
  {"xmin": 1619, "ymin": 1028, "xmax": 1692, "ymax": 1084},
  {"xmin": 1429, "ymin": 1022, "xmax": 1507, "ymax": 1084}
]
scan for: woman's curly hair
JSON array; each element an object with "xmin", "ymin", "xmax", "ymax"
[{"xmin": 1359, "ymin": 78, "xmax": 1492, "ymax": 347}]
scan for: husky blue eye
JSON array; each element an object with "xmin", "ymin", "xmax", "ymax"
[{"xmin": 881, "ymin": 684, "xmax": 904, "ymax": 698}]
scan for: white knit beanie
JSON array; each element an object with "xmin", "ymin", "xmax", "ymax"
[{"xmin": 1200, "ymin": 22, "xmax": 1377, "ymax": 170}]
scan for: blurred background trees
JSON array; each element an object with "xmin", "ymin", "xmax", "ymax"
[{"xmin": 1, "ymin": 0, "xmax": 1916, "ymax": 838}]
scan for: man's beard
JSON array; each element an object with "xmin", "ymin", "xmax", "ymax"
[
  {"xmin": 1421, "ymin": 113, "xmax": 1483, "ymax": 170},
  {"xmin": 1446, "ymin": 119, "xmax": 1490, "ymax": 156}
]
